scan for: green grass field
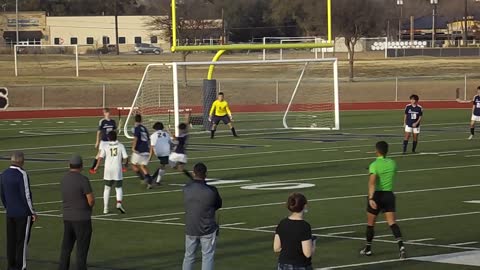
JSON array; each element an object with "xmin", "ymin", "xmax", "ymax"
[{"xmin": 1, "ymin": 108, "xmax": 480, "ymax": 270}]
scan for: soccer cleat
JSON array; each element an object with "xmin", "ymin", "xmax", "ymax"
[
  {"xmin": 468, "ymin": 135, "xmax": 474, "ymax": 140},
  {"xmin": 89, "ymin": 168, "xmax": 97, "ymax": 174},
  {"xmin": 103, "ymin": 209, "xmax": 109, "ymax": 214},
  {"xmin": 116, "ymin": 203, "xmax": 126, "ymax": 214},
  {"xmin": 146, "ymin": 184, "xmax": 153, "ymax": 190},
  {"xmin": 360, "ymin": 247, "xmax": 373, "ymax": 256},
  {"xmin": 399, "ymin": 246, "xmax": 407, "ymax": 259}
]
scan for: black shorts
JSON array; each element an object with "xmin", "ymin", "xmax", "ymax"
[
  {"xmin": 104, "ymin": 180, "xmax": 123, "ymax": 188},
  {"xmin": 277, "ymin": 264, "xmax": 313, "ymax": 270},
  {"xmin": 212, "ymin": 115, "xmax": 230, "ymax": 125},
  {"xmin": 157, "ymin": 156, "xmax": 169, "ymax": 165},
  {"xmin": 367, "ymin": 191, "xmax": 396, "ymax": 216}
]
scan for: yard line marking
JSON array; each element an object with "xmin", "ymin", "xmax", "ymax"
[
  {"xmin": 121, "ymin": 185, "xmax": 480, "ymax": 222},
  {"xmin": 253, "ymin": 225, "xmax": 277, "ymax": 230},
  {"xmin": 464, "ymin": 200, "xmax": 480, "ymax": 204},
  {"xmin": 33, "ymin": 168, "xmax": 480, "ymax": 207},
  {"xmin": 123, "ymin": 211, "xmax": 185, "ymax": 220},
  {"xmin": 408, "ymin": 238, "xmax": 436, "ymax": 243},
  {"xmin": 92, "ymin": 213, "xmax": 118, "ymax": 218},
  {"xmin": 35, "ymin": 210, "xmax": 59, "ymax": 214},
  {"xmin": 35, "ymin": 213, "xmax": 479, "ymax": 252},
  {"xmin": 220, "ymin": 222, "xmax": 246, "ymax": 227},
  {"xmin": 154, "ymin": 218, "xmax": 181, "ymax": 222},
  {"xmin": 312, "ymin": 212, "xmax": 480, "ymax": 231},
  {"xmin": 375, "ymin": 234, "xmax": 392, "ymax": 238},
  {"xmin": 14, "ymin": 137, "xmax": 475, "ymax": 176},
  {"xmin": 450, "ymin": 241, "xmax": 478, "ymax": 246},
  {"xmin": 327, "ymin": 231, "xmax": 355, "ymax": 236},
  {"xmin": 439, "ymin": 154, "xmax": 457, "ymax": 157},
  {"xmin": 316, "ymin": 258, "xmax": 408, "ymax": 269}
]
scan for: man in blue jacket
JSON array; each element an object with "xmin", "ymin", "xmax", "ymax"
[{"xmin": 1, "ymin": 151, "xmax": 37, "ymax": 270}]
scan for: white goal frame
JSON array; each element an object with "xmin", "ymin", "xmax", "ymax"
[
  {"xmin": 14, "ymin": 44, "xmax": 79, "ymax": 77},
  {"xmin": 124, "ymin": 58, "xmax": 340, "ymax": 138}
]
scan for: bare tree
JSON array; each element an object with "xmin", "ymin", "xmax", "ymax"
[
  {"xmin": 147, "ymin": 0, "xmax": 221, "ymax": 85},
  {"xmin": 332, "ymin": 0, "xmax": 388, "ymax": 81}
]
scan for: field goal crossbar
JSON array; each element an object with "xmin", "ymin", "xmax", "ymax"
[
  {"xmin": 14, "ymin": 44, "xmax": 79, "ymax": 77},
  {"xmin": 123, "ymin": 58, "xmax": 340, "ymax": 138}
]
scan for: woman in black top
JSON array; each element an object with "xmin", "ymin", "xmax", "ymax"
[{"xmin": 274, "ymin": 193, "xmax": 315, "ymax": 270}]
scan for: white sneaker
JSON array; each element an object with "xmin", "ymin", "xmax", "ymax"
[
  {"xmin": 116, "ymin": 203, "xmax": 126, "ymax": 214},
  {"xmin": 468, "ymin": 135, "xmax": 474, "ymax": 140},
  {"xmin": 103, "ymin": 209, "xmax": 109, "ymax": 214}
]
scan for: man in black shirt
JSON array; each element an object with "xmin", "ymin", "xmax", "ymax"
[
  {"xmin": 58, "ymin": 155, "xmax": 95, "ymax": 270},
  {"xmin": 182, "ymin": 163, "xmax": 222, "ymax": 270}
]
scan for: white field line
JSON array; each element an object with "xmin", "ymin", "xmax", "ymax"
[
  {"xmin": 92, "ymin": 213, "xmax": 118, "ymax": 218},
  {"xmin": 450, "ymin": 241, "xmax": 478, "ymax": 246},
  {"xmin": 34, "ymin": 166, "xmax": 480, "ymax": 207},
  {"xmin": 220, "ymin": 222, "xmax": 246, "ymax": 227},
  {"xmin": 465, "ymin": 154, "xmax": 480, "ymax": 158},
  {"xmin": 408, "ymin": 238, "xmax": 436, "ymax": 243},
  {"xmin": 439, "ymin": 154, "xmax": 457, "ymax": 157},
  {"xmin": 375, "ymin": 234, "xmax": 392, "ymax": 238},
  {"xmin": 312, "ymin": 211, "xmax": 480, "ymax": 231},
  {"xmin": 8, "ymin": 137, "xmax": 474, "ymax": 176},
  {"xmin": 327, "ymin": 231, "xmax": 355, "ymax": 236},
  {"xmin": 36, "ymin": 213, "xmax": 479, "ymax": 253},
  {"xmin": 119, "ymin": 184, "xmax": 480, "ymax": 222},
  {"xmin": 154, "ymin": 217, "xmax": 181, "ymax": 222},
  {"xmin": 344, "ymin": 150, "xmax": 361, "ymax": 153},
  {"xmin": 464, "ymin": 200, "xmax": 480, "ymax": 204},
  {"xmin": 316, "ymin": 258, "xmax": 409, "ymax": 270},
  {"xmin": 35, "ymin": 209, "xmax": 59, "ymax": 214}
]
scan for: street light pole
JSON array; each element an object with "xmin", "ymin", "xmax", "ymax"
[
  {"xmin": 114, "ymin": 0, "xmax": 119, "ymax": 55},
  {"xmin": 431, "ymin": 0, "xmax": 438, "ymax": 48},
  {"xmin": 397, "ymin": 0, "xmax": 403, "ymax": 41}
]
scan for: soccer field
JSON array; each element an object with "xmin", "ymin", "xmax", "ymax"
[{"xmin": 1, "ymin": 108, "xmax": 480, "ymax": 270}]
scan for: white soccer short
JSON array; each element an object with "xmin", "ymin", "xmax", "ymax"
[
  {"xmin": 131, "ymin": 152, "xmax": 149, "ymax": 166},
  {"xmin": 471, "ymin": 115, "xmax": 480, "ymax": 122},
  {"xmin": 405, "ymin": 125, "xmax": 420, "ymax": 134},
  {"xmin": 169, "ymin": 152, "xmax": 188, "ymax": 164}
]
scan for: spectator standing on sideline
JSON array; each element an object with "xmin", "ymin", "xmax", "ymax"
[
  {"xmin": 58, "ymin": 155, "xmax": 95, "ymax": 270},
  {"xmin": 182, "ymin": 163, "xmax": 222, "ymax": 270},
  {"xmin": 0, "ymin": 151, "xmax": 37, "ymax": 270},
  {"xmin": 274, "ymin": 193, "xmax": 315, "ymax": 270}
]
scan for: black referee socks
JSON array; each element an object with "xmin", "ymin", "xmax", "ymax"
[
  {"xmin": 366, "ymin": 225, "xmax": 375, "ymax": 246},
  {"xmin": 390, "ymin": 224, "xmax": 404, "ymax": 248},
  {"xmin": 231, "ymin": 128, "xmax": 238, "ymax": 137},
  {"xmin": 471, "ymin": 128, "xmax": 475, "ymax": 135}
]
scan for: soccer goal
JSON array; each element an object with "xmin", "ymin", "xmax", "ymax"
[
  {"xmin": 14, "ymin": 45, "xmax": 79, "ymax": 77},
  {"xmin": 123, "ymin": 58, "xmax": 339, "ymax": 138}
]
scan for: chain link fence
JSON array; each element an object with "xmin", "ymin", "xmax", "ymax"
[{"xmin": 3, "ymin": 73, "xmax": 480, "ymax": 110}]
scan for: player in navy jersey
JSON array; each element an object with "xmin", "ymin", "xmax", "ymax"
[
  {"xmin": 169, "ymin": 123, "xmax": 189, "ymax": 172},
  {"xmin": 90, "ymin": 108, "xmax": 117, "ymax": 174},
  {"xmin": 130, "ymin": 114, "xmax": 153, "ymax": 188},
  {"xmin": 468, "ymin": 87, "xmax": 480, "ymax": 140},
  {"xmin": 403, "ymin": 95, "xmax": 423, "ymax": 154}
]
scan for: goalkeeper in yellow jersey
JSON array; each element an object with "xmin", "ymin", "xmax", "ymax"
[{"xmin": 209, "ymin": 92, "xmax": 238, "ymax": 139}]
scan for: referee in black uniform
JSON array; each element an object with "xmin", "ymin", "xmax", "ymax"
[{"xmin": 0, "ymin": 151, "xmax": 37, "ymax": 270}]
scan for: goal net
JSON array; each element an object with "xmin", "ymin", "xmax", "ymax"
[
  {"xmin": 124, "ymin": 58, "xmax": 339, "ymax": 138},
  {"xmin": 14, "ymin": 45, "xmax": 79, "ymax": 77}
]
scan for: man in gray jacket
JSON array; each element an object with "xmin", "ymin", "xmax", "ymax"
[{"xmin": 182, "ymin": 163, "xmax": 222, "ymax": 270}]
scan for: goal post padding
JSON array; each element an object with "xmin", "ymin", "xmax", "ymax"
[{"xmin": 124, "ymin": 58, "xmax": 339, "ymax": 138}]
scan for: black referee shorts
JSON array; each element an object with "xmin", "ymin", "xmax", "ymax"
[{"xmin": 367, "ymin": 191, "xmax": 396, "ymax": 216}]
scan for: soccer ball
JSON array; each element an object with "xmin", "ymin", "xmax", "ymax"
[{"xmin": 310, "ymin": 123, "xmax": 318, "ymax": 128}]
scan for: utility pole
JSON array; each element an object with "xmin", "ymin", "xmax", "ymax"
[
  {"xmin": 114, "ymin": 0, "xmax": 120, "ymax": 55},
  {"xmin": 397, "ymin": 0, "xmax": 403, "ymax": 41},
  {"xmin": 431, "ymin": 0, "xmax": 438, "ymax": 48}
]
